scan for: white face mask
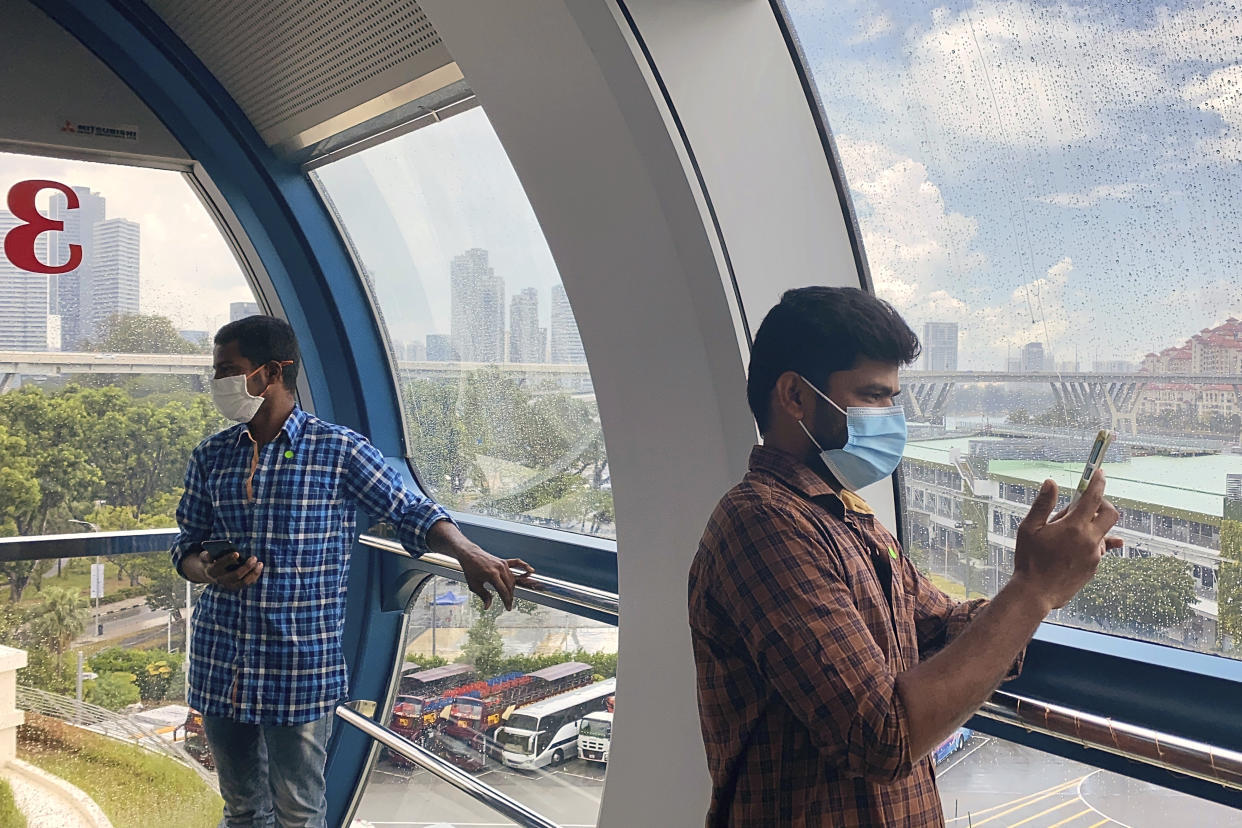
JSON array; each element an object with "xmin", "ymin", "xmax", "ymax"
[
  {"xmin": 210, "ymin": 367, "xmax": 267, "ymax": 423},
  {"xmin": 210, "ymin": 361, "xmax": 290, "ymax": 423}
]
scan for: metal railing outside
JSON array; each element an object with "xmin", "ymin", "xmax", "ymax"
[
  {"xmin": 17, "ymin": 685, "xmax": 216, "ymax": 786},
  {"xmin": 336, "ymin": 705, "xmax": 560, "ymax": 828}
]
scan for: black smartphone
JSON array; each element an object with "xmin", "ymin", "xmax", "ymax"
[{"xmin": 202, "ymin": 539, "xmax": 253, "ymax": 572}]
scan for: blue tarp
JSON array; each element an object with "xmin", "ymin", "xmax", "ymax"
[{"xmin": 433, "ymin": 590, "xmax": 467, "ymax": 606}]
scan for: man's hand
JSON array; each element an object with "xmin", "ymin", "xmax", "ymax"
[
  {"xmin": 427, "ymin": 521, "xmax": 534, "ymax": 610},
  {"xmin": 1011, "ymin": 470, "xmax": 1119, "ymax": 613},
  {"xmin": 181, "ymin": 549, "xmax": 263, "ymax": 591},
  {"xmin": 454, "ymin": 541, "xmax": 535, "ymax": 611}
]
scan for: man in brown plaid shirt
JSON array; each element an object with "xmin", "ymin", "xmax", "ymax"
[{"xmin": 689, "ymin": 287, "xmax": 1120, "ymax": 826}]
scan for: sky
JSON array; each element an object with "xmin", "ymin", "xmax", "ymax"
[
  {"xmin": 4, "ymin": 2, "xmax": 1242, "ymax": 369},
  {"xmin": 0, "ymin": 152, "xmax": 253, "ymax": 335},
  {"xmin": 787, "ymin": 0, "xmax": 1242, "ymax": 369}
]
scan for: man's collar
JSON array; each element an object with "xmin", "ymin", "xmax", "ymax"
[
  {"xmin": 237, "ymin": 405, "xmax": 308, "ymax": 447},
  {"xmin": 748, "ymin": 444, "xmax": 875, "ymax": 516}
]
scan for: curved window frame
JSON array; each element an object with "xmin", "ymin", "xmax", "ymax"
[{"xmin": 766, "ymin": 0, "xmax": 1242, "ymax": 810}]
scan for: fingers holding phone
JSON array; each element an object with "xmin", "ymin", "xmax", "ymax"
[{"xmin": 200, "ymin": 540, "xmax": 263, "ymax": 591}]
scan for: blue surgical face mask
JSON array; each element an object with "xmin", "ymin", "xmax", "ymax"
[{"xmin": 795, "ymin": 375, "xmax": 907, "ymax": 492}]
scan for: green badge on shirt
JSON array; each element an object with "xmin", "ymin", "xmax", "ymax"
[
  {"xmin": 284, "ymin": 450, "xmax": 294, "ymax": 459},
  {"xmin": 888, "ymin": 546, "xmax": 898, "ymax": 560}
]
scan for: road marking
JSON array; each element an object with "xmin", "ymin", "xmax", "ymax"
[
  {"xmin": 1075, "ymin": 769, "xmax": 1133, "ymax": 828},
  {"xmin": 966, "ymin": 777, "xmax": 1084, "ymax": 826},
  {"xmin": 1045, "ymin": 806, "xmax": 1095, "ymax": 827},
  {"xmin": 938, "ymin": 735, "xmax": 992, "ymax": 776},
  {"xmin": 946, "ymin": 776, "xmax": 1085, "ymax": 823},
  {"xmin": 1084, "ymin": 820, "xmax": 1111, "ymax": 828},
  {"xmin": 1003, "ymin": 798, "xmax": 1079, "ymax": 827},
  {"xmin": 552, "ymin": 768, "xmax": 604, "ymax": 782}
]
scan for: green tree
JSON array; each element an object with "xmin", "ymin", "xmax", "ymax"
[
  {"xmin": 87, "ymin": 671, "xmax": 140, "ymax": 710},
  {"xmin": 1006, "ymin": 409, "xmax": 1031, "ymax": 425},
  {"xmin": 462, "ymin": 598, "xmax": 505, "ymax": 676},
  {"xmin": 24, "ymin": 586, "xmax": 90, "ymax": 684},
  {"xmin": 83, "ymin": 313, "xmax": 202, "ymax": 355},
  {"xmin": 1218, "ymin": 509, "xmax": 1242, "ymax": 649},
  {"xmin": 90, "ymin": 648, "xmax": 184, "ymax": 701},
  {"xmin": 1068, "ymin": 554, "xmax": 1197, "ymax": 634}
]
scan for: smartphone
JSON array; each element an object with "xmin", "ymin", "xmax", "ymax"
[
  {"xmin": 202, "ymin": 539, "xmax": 252, "ymax": 571},
  {"xmin": 1070, "ymin": 429, "xmax": 1115, "ymax": 505}
]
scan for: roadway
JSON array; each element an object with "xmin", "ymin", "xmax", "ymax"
[{"xmin": 351, "ymin": 733, "xmax": 1242, "ymax": 827}]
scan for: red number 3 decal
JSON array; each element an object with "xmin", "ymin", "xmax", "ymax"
[{"xmin": 4, "ymin": 180, "xmax": 83, "ymax": 274}]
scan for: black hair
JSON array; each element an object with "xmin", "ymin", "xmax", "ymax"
[
  {"xmin": 746, "ymin": 286, "xmax": 920, "ymax": 433},
  {"xmin": 214, "ymin": 315, "xmax": 301, "ymax": 392}
]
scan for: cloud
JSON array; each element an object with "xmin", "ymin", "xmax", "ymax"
[
  {"xmin": 849, "ymin": 12, "xmax": 894, "ymax": 45},
  {"xmin": 1182, "ymin": 64, "xmax": 1242, "ymax": 163},
  {"xmin": 1036, "ymin": 183, "xmax": 1141, "ymax": 208}
]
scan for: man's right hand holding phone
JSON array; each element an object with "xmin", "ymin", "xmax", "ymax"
[
  {"xmin": 1011, "ymin": 469, "xmax": 1121, "ymax": 613},
  {"xmin": 181, "ymin": 543, "xmax": 264, "ymax": 591}
]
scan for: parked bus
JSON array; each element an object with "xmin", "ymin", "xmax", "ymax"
[
  {"xmin": 496, "ymin": 678, "xmax": 617, "ymax": 770},
  {"xmin": 933, "ymin": 727, "xmax": 973, "ymax": 765},
  {"xmin": 398, "ymin": 663, "xmax": 477, "ymax": 697},
  {"xmin": 577, "ymin": 710, "xmax": 612, "ymax": 764}
]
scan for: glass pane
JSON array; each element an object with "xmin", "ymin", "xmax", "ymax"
[
  {"xmin": 784, "ymin": 2, "xmax": 1242, "ymax": 658},
  {"xmin": 353, "ymin": 575, "xmax": 616, "ymax": 826},
  {"xmin": 311, "ymin": 108, "xmax": 615, "ymax": 539},
  {"xmin": 0, "ymin": 151, "xmax": 258, "ymax": 539},
  {"xmin": 2, "ymin": 550, "xmax": 220, "ymax": 827},
  {"xmin": 935, "ymin": 728, "xmax": 1240, "ymax": 826}
]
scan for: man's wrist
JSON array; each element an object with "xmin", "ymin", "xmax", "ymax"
[{"xmin": 997, "ymin": 574, "xmax": 1054, "ymax": 621}]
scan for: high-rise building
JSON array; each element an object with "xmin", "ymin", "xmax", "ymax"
[
  {"xmin": 450, "ymin": 248, "xmax": 505, "ymax": 363},
  {"xmin": 0, "ymin": 210, "xmax": 50, "ymax": 351},
  {"xmin": 48, "ymin": 187, "xmax": 106, "ymax": 349},
  {"xmin": 550, "ymin": 284, "xmax": 586, "ymax": 364},
  {"xmin": 426, "ymin": 333, "xmax": 456, "ymax": 362},
  {"xmin": 88, "ymin": 218, "xmax": 140, "ymax": 341},
  {"xmin": 230, "ymin": 301, "xmax": 260, "ymax": 322},
  {"xmin": 509, "ymin": 287, "xmax": 545, "ymax": 363},
  {"xmin": 922, "ymin": 322, "xmax": 958, "ymax": 371},
  {"xmin": 1020, "ymin": 342, "xmax": 1047, "ymax": 373}
]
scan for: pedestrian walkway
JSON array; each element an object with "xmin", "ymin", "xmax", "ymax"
[{"xmin": 3, "ymin": 758, "xmax": 112, "ymax": 828}]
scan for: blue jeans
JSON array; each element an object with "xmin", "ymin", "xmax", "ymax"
[{"xmin": 203, "ymin": 714, "xmax": 334, "ymax": 828}]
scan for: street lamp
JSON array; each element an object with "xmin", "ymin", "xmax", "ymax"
[{"xmin": 68, "ymin": 519, "xmax": 102, "ymax": 636}]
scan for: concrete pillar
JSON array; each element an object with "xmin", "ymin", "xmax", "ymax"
[{"xmin": 0, "ymin": 647, "xmax": 27, "ymax": 766}]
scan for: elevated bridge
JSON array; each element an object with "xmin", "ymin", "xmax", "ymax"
[
  {"xmin": 900, "ymin": 370, "xmax": 1242, "ymax": 434},
  {"xmin": 0, "ymin": 350, "xmax": 593, "ymax": 393}
]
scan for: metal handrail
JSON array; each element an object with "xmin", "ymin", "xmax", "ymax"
[
  {"xmin": 0, "ymin": 528, "xmax": 178, "ymax": 562},
  {"xmin": 359, "ymin": 534, "xmax": 619, "ymax": 624},
  {"xmin": 335, "ymin": 705, "xmax": 561, "ymax": 828},
  {"xmin": 979, "ymin": 690, "xmax": 1242, "ymax": 791}
]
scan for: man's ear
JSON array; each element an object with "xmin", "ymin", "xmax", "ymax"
[{"xmin": 772, "ymin": 371, "xmax": 808, "ymax": 424}]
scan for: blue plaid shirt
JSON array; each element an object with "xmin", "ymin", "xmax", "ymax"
[{"xmin": 172, "ymin": 406, "xmax": 450, "ymax": 725}]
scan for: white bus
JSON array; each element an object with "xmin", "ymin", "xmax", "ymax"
[
  {"xmin": 577, "ymin": 710, "xmax": 612, "ymax": 764},
  {"xmin": 496, "ymin": 678, "xmax": 617, "ymax": 770}
]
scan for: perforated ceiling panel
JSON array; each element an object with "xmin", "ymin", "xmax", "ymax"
[{"xmin": 143, "ymin": 0, "xmax": 459, "ymax": 150}]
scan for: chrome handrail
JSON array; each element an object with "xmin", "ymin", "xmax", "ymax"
[
  {"xmin": 335, "ymin": 705, "xmax": 561, "ymax": 828},
  {"xmin": 0, "ymin": 528, "xmax": 177, "ymax": 562},
  {"xmin": 359, "ymin": 534, "xmax": 619, "ymax": 624},
  {"xmin": 979, "ymin": 690, "xmax": 1242, "ymax": 791}
]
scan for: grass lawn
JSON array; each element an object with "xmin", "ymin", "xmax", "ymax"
[
  {"xmin": 18, "ymin": 713, "xmax": 220, "ymax": 828},
  {"xmin": 8, "ymin": 560, "xmax": 129, "ymax": 611},
  {"xmin": 928, "ymin": 573, "xmax": 986, "ymax": 601},
  {"xmin": 0, "ymin": 777, "xmax": 25, "ymax": 828}
]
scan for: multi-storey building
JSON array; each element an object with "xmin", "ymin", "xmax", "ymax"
[
  {"xmin": 48, "ymin": 187, "xmax": 106, "ymax": 349},
  {"xmin": 923, "ymin": 322, "xmax": 958, "ymax": 371},
  {"xmin": 450, "ymin": 248, "xmax": 504, "ymax": 363},
  {"xmin": 509, "ymin": 287, "xmax": 545, "ymax": 363},
  {"xmin": 0, "ymin": 210, "xmax": 50, "ymax": 351},
  {"xmin": 900, "ymin": 437, "xmax": 1235, "ymax": 647},
  {"xmin": 88, "ymin": 218, "xmax": 140, "ymax": 339}
]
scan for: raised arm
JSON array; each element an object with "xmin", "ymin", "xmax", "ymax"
[
  {"xmin": 342, "ymin": 435, "xmax": 533, "ymax": 610},
  {"xmin": 894, "ymin": 471, "xmax": 1119, "ymax": 760}
]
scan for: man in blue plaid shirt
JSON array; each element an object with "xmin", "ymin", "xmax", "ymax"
[{"xmin": 173, "ymin": 315, "xmax": 531, "ymax": 828}]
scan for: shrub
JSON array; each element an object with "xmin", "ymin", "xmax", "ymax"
[{"xmin": 0, "ymin": 777, "xmax": 25, "ymax": 828}]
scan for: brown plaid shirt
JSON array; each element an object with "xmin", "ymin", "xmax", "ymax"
[{"xmin": 690, "ymin": 445, "xmax": 995, "ymax": 827}]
